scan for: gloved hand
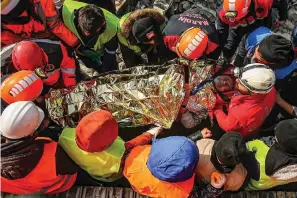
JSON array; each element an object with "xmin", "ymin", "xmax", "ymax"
[
  {"xmin": 211, "ymin": 171, "xmax": 226, "ymax": 189},
  {"xmin": 80, "ymin": 49, "xmax": 102, "ymax": 65},
  {"xmin": 181, "ymin": 111, "xmax": 200, "ymax": 129},
  {"xmin": 147, "ymin": 126, "xmax": 163, "ymax": 136},
  {"xmin": 275, "ymin": 19, "xmax": 286, "ymax": 29}
]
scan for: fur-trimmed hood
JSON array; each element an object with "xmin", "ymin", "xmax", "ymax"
[{"xmin": 120, "ymin": 9, "xmax": 165, "ymax": 39}]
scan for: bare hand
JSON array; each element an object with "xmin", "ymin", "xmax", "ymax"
[
  {"xmin": 147, "ymin": 126, "xmax": 162, "ymax": 136},
  {"xmin": 201, "ymin": 128, "xmax": 212, "ymax": 138}
]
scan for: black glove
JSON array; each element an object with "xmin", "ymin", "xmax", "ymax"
[{"xmin": 187, "ymin": 130, "xmax": 203, "ymax": 142}]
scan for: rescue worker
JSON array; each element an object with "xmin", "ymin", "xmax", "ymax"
[
  {"xmin": 9, "ymin": 40, "xmax": 77, "ymax": 89},
  {"xmin": 59, "ymin": 110, "xmax": 162, "ymax": 182},
  {"xmin": 118, "ymin": 9, "xmax": 171, "ymax": 68},
  {"xmin": 243, "ymin": 119, "xmax": 297, "ymax": 190},
  {"xmin": 232, "ymin": 28, "xmax": 297, "ymax": 128},
  {"xmin": 1, "ymin": 101, "xmax": 78, "ymax": 194},
  {"xmin": 0, "ymin": 0, "xmax": 80, "ymax": 48},
  {"xmin": 1, "ymin": 70, "xmax": 43, "ymax": 112},
  {"xmin": 163, "ymin": 10, "xmax": 221, "ymax": 61},
  {"xmin": 195, "ymin": 132, "xmax": 248, "ymax": 192},
  {"xmin": 62, "ymin": 0, "xmax": 119, "ymax": 72},
  {"xmin": 213, "ymin": 63, "xmax": 276, "ymax": 139},
  {"xmin": 216, "ymin": 0, "xmax": 288, "ymax": 61},
  {"xmin": 124, "ymin": 135, "xmax": 228, "ymax": 198}
]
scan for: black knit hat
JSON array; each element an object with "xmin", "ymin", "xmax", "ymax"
[
  {"xmin": 258, "ymin": 35, "xmax": 294, "ymax": 69},
  {"xmin": 132, "ymin": 17, "xmax": 156, "ymax": 44},
  {"xmin": 275, "ymin": 119, "xmax": 297, "ymax": 155},
  {"xmin": 211, "ymin": 132, "xmax": 247, "ymax": 173}
]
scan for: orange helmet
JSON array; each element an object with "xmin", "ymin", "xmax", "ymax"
[
  {"xmin": 223, "ymin": 0, "xmax": 251, "ymax": 22},
  {"xmin": 12, "ymin": 41, "xmax": 47, "ymax": 71},
  {"xmin": 176, "ymin": 27, "xmax": 209, "ymax": 60},
  {"xmin": 1, "ymin": 70, "xmax": 43, "ymax": 104}
]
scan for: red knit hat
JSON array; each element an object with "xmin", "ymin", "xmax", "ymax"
[{"xmin": 75, "ymin": 110, "xmax": 118, "ymax": 152}]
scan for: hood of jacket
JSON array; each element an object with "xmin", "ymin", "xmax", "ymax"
[{"xmin": 120, "ymin": 9, "xmax": 165, "ymax": 39}]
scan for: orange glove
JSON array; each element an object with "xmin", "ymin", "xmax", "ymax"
[{"xmin": 211, "ymin": 171, "xmax": 226, "ymax": 189}]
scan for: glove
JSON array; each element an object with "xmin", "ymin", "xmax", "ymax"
[
  {"xmin": 181, "ymin": 111, "xmax": 200, "ymax": 129},
  {"xmin": 211, "ymin": 171, "xmax": 226, "ymax": 189},
  {"xmin": 275, "ymin": 19, "xmax": 285, "ymax": 29},
  {"xmin": 80, "ymin": 49, "xmax": 102, "ymax": 65},
  {"xmin": 147, "ymin": 126, "xmax": 162, "ymax": 136}
]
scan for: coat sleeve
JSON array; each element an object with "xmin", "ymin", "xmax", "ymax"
[
  {"xmin": 55, "ymin": 144, "xmax": 79, "ymax": 175},
  {"xmin": 59, "ymin": 43, "xmax": 77, "ymax": 87},
  {"xmin": 101, "ymin": 36, "xmax": 118, "ymax": 72},
  {"xmin": 214, "ymin": 109, "xmax": 241, "ymax": 132},
  {"xmin": 272, "ymin": 0, "xmax": 288, "ymax": 21},
  {"xmin": 42, "ymin": 0, "xmax": 79, "ymax": 47},
  {"xmin": 1, "ymin": 30, "xmax": 22, "ymax": 46},
  {"xmin": 215, "ymin": 8, "xmax": 230, "ymax": 50}
]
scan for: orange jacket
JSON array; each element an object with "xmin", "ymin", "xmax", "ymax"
[
  {"xmin": 124, "ymin": 145, "xmax": 194, "ymax": 198},
  {"xmin": 1, "ymin": 0, "xmax": 79, "ymax": 47},
  {"xmin": 1, "ymin": 140, "xmax": 77, "ymax": 194}
]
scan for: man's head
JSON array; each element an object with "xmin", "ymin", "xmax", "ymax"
[
  {"xmin": 233, "ymin": 63, "xmax": 275, "ymax": 95},
  {"xmin": 214, "ymin": 75, "xmax": 234, "ymax": 92},
  {"xmin": 223, "ymin": 0, "xmax": 251, "ymax": 22},
  {"xmin": 78, "ymin": 5, "xmax": 106, "ymax": 37},
  {"xmin": 275, "ymin": 119, "xmax": 297, "ymax": 155},
  {"xmin": 0, "ymin": 101, "xmax": 44, "ymax": 140},
  {"xmin": 175, "ymin": 27, "xmax": 209, "ymax": 60},
  {"xmin": 75, "ymin": 110, "xmax": 118, "ymax": 153},
  {"xmin": 211, "ymin": 132, "xmax": 247, "ymax": 173},
  {"xmin": 132, "ymin": 17, "xmax": 159, "ymax": 46},
  {"xmin": 12, "ymin": 41, "xmax": 47, "ymax": 71},
  {"xmin": 253, "ymin": 35, "xmax": 294, "ymax": 69}
]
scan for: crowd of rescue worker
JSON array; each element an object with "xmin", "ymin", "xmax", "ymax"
[{"xmin": 1, "ymin": 0, "xmax": 297, "ymax": 196}]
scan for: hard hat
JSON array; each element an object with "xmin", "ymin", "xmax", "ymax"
[
  {"xmin": 76, "ymin": 110, "xmax": 118, "ymax": 152},
  {"xmin": 0, "ymin": 101, "xmax": 45, "ymax": 139},
  {"xmin": 233, "ymin": 63, "xmax": 275, "ymax": 94},
  {"xmin": 1, "ymin": 70, "xmax": 43, "ymax": 104},
  {"xmin": 176, "ymin": 27, "xmax": 209, "ymax": 60},
  {"xmin": 1, "ymin": 0, "xmax": 19, "ymax": 15},
  {"xmin": 223, "ymin": 0, "xmax": 251, "ymax": 22},
  {"xmin": 12, "ymin": 41, "xmax": 47, "ymax": 71}
]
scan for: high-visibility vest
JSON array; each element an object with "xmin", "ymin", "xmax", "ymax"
[
  {"xmin": 124, "ymin": 145, "xmax": 194, "ymax": 198},
  {"xmin": 62, "ymin": 0, "xmax": 118, "ymax": 54},
  {"xmin": 246, "ymin": 140, "xmax": 297, "ymax": 190},
  {"xmin": 59, "ymin": 128, "xmax": 125, "ymax": 182},
  {"xmin": 117, "ymin": 13, "xmax": 142, "ymax": 54},
  {"xmin": 1, "ymin": 140, "xmax": 77, "ymax": 194}
]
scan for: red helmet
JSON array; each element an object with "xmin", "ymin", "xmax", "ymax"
[
  {"xmin": 1, "ymin": 70, "xmax": 43, "ymax": 104},
  {"xmin": 12, "ymin": 41, "xmax": 47, "ymax": 71},
  {"xmin": 223, "ymin": 0, "xmax": 251, "ymax": 22}
]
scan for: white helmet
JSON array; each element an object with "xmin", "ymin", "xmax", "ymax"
[
  {"xmin": 233, "ymin": 63, "xmax": 276, "ymax": 94},
  {"xmin": 0, "ymin": 101, "xmax": 44, "ymax": 139}
]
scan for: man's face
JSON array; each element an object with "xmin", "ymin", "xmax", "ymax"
[
  {"xmin": 234, "ymin": 79, "xmax": 250, "ymax": 95},
  {"xmin": 214, "ymin": 75, "xmax": 234, "ymax": 92},
  {"xmin": 252, "ymin": 46, "xmax": 269, "ymax": 64}
]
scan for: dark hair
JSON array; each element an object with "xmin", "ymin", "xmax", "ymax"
[{"xmin": 78, "ymin": 5, "xmax": 105, "ymax": 35}]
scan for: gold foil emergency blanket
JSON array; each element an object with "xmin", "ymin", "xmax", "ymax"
[{"xmin": 46, "ymin": 63, "xmax": 185, "ymax": 128}]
